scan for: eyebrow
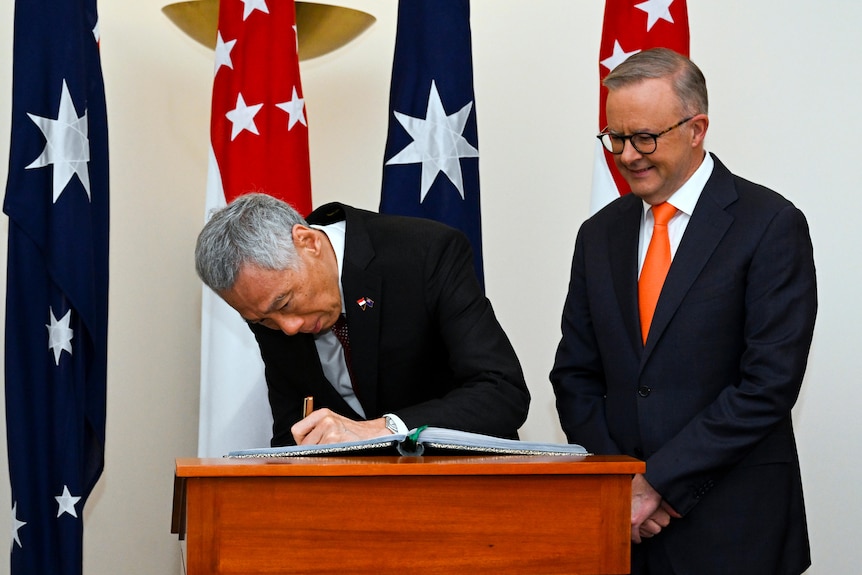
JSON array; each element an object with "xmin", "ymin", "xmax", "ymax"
[
  {"xmin": 240, "ymin": 294, "xmax": 288, "ymax": 326},
  {"xmin": 608, "ymin": 127, "xmax": 654, "ymax": 136},
  {"xmin": 265, "ymin": 293, "xmax": 288, "ymax": 314}
]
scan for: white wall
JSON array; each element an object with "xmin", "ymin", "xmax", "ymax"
[{"xmin": 0, "ymin": 1, "xmax": 858, "ymax": 573}]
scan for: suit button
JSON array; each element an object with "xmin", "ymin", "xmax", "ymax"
[{"xmin": 637, "ymin": 385, "xmax": 651, "ymax": 397}]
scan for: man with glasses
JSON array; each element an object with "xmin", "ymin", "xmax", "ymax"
[{"xmin": 551, "ymin": 48, "xmax": 816, "ymax": 575}]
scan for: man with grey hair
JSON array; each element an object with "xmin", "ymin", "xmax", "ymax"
[
  {"xmin": 196, "ymin": 193, "xmax": 529, "ymax": 447},
  {"xmin": 551, "ymin": 48, "xmax": 816, "ymax": 574}
]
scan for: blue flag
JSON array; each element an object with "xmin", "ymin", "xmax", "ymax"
[
  {"xmin": 3, "ymin": 0, "xmax": 109, "ymax": 572},
  {"xmin": 380, "ymin": 0, "xmax": 484, "ymax": 289}
]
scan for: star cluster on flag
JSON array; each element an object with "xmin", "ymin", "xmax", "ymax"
[
  {"xmin": 8, "ymin": 75, "xmax": 93, "ymax": 564},
  {"xmin": 590, "ymin": 0, "xmax": 689, "ymax": 211},
  {"xmin": 197, "ymin": 0, "xmax": 311, "ymax": 458},
  {"xmin": 6, "ymin": 75, "xmax": 97, "ymax": 569},
  {"xmin": 209, "ymin": 0, "xmax": 312, "ymax": 214},
  {"xmin": 600, "ymin": 0, "xmax": 684, "ymax": 76}
]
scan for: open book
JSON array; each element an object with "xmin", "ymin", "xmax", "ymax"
[{"xmin": 228, "ymin": 426, "xmax": 589, "ymax": 458}]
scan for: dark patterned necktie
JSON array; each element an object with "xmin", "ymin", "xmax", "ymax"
[{"xmin": 331, "ymin": 315, "xmax": 357, "ymax": 391}]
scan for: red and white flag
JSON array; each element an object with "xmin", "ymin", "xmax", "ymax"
[
  {"xmin": 199, "ymin": 0, "xmax": 312, "ymax": 456},
  {"xmin": 590, "ymin": 0, "xmax": 689, "ymax": 213}
]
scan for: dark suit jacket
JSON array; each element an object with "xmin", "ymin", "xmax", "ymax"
[
  {"xmin": 250, "ymin": 203, "xmax": 529, "ymax": 447},
  {"xmin": 551, "ymin": 155, "xmax": 816, "ymax": 575}
]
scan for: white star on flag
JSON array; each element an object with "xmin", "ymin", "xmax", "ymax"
[
  {"xmin": 240, "ymin": 0, "xmax": 269, "ymax": 21},
  {"xmin": 46, "ymin": 307, "xmax": 74, "ymax": 365},
  {"xmin": 601, "ymin": 40, "xmax": 641, "ymax": 72},
  {"xmin": 11, "ymin": 502, "xmax": 26, "ymax": 550},
  {"xmin": 635, "ymin": 0, "xmax": 675, "ymax": 31},
  {"xmin": 214, "ymin": 32, "xmax": 237, "ymax": 75},
  {"xmin": 55, "ymin": 486, "xmax": 81, "ymax": 518},
  {"xmin": 275, "ymin": 86, "xmax": 307, "ymax": 130},
  {"xmin": 25, "ymin": 79, "xmax": 91, "ymax": 203},
  {"xmin": 226, "ymin": 92, "xmax": 263, "ymax": 141},
  {"xmin": 386, "ymin": 80, "xmax": 479, "ymax": 202}
]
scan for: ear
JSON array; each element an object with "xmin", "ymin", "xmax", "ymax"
[
  {"xmin": 689, "ymin": 114, "xmax": 709, "ymax": 148},
  {"xmin": 291, "ymin": 225, "xmax": 321, "ymax": 255}
]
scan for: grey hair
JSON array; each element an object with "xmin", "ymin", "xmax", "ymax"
[
  {"xmin": 602, "ymin": 47, "xmax": 708, "ymax": 116},
  {"xmin": 195, "ymin": 193, "xmax": 308, "ymax": 292}
]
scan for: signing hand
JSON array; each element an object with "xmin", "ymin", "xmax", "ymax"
[{"xmin": 291, "ymin": 408, "xmax": 391, "ymax": 445}]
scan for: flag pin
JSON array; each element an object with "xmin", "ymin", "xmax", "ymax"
[{"xmin": 356, "ymin": 297, "xmax": 374, "ymax": 311}]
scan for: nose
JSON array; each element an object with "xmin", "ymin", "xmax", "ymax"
[
  {"xmin": 272, "ymin": 315, "xmax": 305, "ymax": 336},
  {"xmin": 619, "ymin": 138, "xmax": 643, "ymax": 163}
]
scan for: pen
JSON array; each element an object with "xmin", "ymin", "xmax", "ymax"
[{"xmin": 302, "ymin": 396, "xmax": 314, "ymax": 418}]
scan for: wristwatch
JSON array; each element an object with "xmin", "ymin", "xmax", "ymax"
[{"xmin": 384, "ymin": 415, "xmax": 399, "ymax": 434}]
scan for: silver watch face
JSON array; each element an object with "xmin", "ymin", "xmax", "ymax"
[{"xmin": 385, "ymin": 416, "xmax": 398, "ymax": 434}]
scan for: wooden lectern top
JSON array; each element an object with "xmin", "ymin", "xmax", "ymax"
[{"xmin": 176, "ymin": 454, "xmax": 643, "ymax": 478}]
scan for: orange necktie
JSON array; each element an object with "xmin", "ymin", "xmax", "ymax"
[{"xmin": 639, "ymin": 202, "xmax": 677, "ymax": 344}]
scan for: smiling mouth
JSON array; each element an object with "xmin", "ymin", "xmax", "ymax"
[{"xmin": 626, "ymin": 165, "xmax": 653, "ymax": 178}]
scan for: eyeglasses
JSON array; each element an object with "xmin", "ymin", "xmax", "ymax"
[{"xmin": 597, "ymin": 116, "xmax": 695, "ymax": 155}]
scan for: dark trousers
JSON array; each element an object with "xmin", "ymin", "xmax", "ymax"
[{"xmin": 630, "ymin": 538, "xmax": 676, "ymax": 575}]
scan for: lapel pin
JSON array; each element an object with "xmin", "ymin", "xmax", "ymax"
[{"xmin": 356, "ymin": 297, "xmax": 374, "ymax": 311}]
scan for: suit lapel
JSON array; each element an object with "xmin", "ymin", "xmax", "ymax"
[
  {"xmin": 608, "ymin": 195, "xmax": 646, "ymax": 356},
  {"xmin": 339, "ymin": 207, "xmax": 382, "ymax": 416},
  {"xmin": 643, "ymin": 155, "xmax": 737, "ymax": 358}
]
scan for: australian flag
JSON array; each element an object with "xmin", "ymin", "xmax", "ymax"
[
  {"xmin": 3, "ymin": 0, "xmax": 109, "ymax": 573},
  {"xmin": 380, "ymin": 0, "xmax": 484, "ymax": 290}
]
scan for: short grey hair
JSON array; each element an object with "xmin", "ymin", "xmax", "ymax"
[
  {"xmin": 602, "ymin": 48, "xmax": 708, "ymax": 116},
  {"xmin": 195, "ymin": 193, "xmax": 308, "ymax": 292}
]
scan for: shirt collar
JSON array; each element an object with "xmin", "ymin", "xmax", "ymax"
[
  {"xmin": 310, "ymin": 220, "xmax": 347, "ymax": 314},
  {"xmin": 642, "ymin": 151, "xmax": 714, "ymax": 217}
]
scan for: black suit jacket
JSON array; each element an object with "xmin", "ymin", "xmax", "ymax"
[
  {"xmin": 551, "ymin": 155, "xmax": 816, "ymax": 575},
  {"xmin": 251, "ymin": 203, "xmax": 529, "ymax": 447}
]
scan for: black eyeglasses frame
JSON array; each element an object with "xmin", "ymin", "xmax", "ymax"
[{"xmin": 597, "ymin": 116, "xmax": 695, "ymax": 155}]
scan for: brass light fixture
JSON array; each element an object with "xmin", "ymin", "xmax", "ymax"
[{"xmin": 161, "ymin": 1, "xmax": 376, "ymax": 60}]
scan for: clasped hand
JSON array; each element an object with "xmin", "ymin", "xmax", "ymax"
[
  {"xmin": 630, "ymin": 473, "xmax": 682, "ymax": 543},
  {"xmin": 291, "ymin": 408, "xmax": 391, "ymax": 445}
]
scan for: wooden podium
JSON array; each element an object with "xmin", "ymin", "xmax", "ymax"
[{"xmin": 172, "ymin": 454, "xmax": 643, "ymax": 575}]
